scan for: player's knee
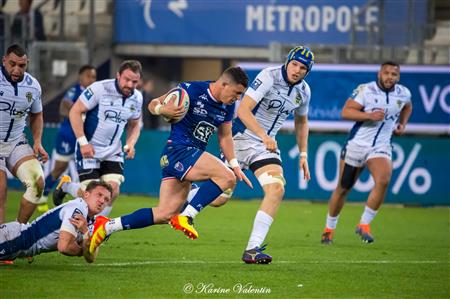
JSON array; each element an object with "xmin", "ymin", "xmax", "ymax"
[
  {"xmin": 221, "ymin": 171, "xmax": 237, "ymax": 190},
  {"xmin": 374, "ymin": 176, "xmax": 390, "ymax": 189},
  {"xmin": 210, "ymin": 195, "xmax": 230, "ymax": 207},
  {"xmin": 16, "ymin": 159, "xmax": 45, "ymax": 204},
  {"xmin": 340, "ymin": 164, "xmax": 358, "ymax": 190},
  {"xmin": 266, "ymin": 182, "xmax": 285, "ymax": 198},
  {"xmin": 258, "ymin": 171, "xmax": 285, "ymax": 191}
]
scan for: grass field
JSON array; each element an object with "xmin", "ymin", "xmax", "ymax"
[{"xmin": 1, "ymin": 191, "xmax": 449, "ymax": 299}]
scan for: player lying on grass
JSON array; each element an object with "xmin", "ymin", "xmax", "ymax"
[{"xmin": 0, "ymin": 181, "xmax": 112, "ymax": 264}]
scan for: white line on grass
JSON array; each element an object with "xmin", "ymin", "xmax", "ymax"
[{"xmin": 85, "ymin": 260, "xmax": 448, "ymax": 267}]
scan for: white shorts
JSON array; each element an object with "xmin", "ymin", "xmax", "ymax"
[
  {"xmin": 233, "ymin": 135, "xmax": 281, "ymax": 171},
  {"xmin": 0, "ymin": 221, "xmax": 30, "ymax": 261},
  {"xmin": 0, "ymin": 135, "xmax": 34, "ymax": 173},
  {"xmin": 342, "ymin": 142, "xmax": 392, "ymax": 168}
]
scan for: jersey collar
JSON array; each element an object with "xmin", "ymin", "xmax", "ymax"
[
  {"xmin": 376, "ymin": 80, "xmax": 395, "ymax": 93},
  {"xmin": 281, "ymin": 65, "xmax": 302, "ymax": 96}
]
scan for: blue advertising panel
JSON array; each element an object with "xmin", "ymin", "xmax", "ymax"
[
  {"xmin": 9, "ymin": 130, "xmax": 446, "ymax": 206},
  {"xmin": 114, "ymin": 0, "xmax": 427, "ymax": 46},
  {"xmin": 240, "ymin": 63, "xmax": 450, "ymax": 134}
]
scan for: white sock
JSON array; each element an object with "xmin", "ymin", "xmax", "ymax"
[
  {"xmin": 360, "ymin": 206, "xmax": 378, "ymax": 225},
  {"xmin": 180, "ymin": 205, "xmax": 199, "ymax": 218},
  {"xmin": 104, "ymin": 217, "xmax": 123, "ymax": 235},
  {"xmin": 186, "ymin": 187, "xmax": 199, "ymax": 203},
  {"xmin": 326, "ymin": 213, "xmax": 339, "ymax": 230},
  {"xmin": 246, "ymin": 210, "xmax": 273, "ymax": 250},
  {"xmin": 62, "ymin": 182, "xmax": 80, "ymax": 197},
  {"xmin": 98, "ymin": 205, "xmax": 113, "ymax": 217}
]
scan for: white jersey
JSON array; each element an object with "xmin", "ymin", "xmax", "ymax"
[
  {"xmin": 0, "ymin": 67, "xmax": 42, "ymax": 142},
  {"xmin": 347, "ymin": 81, "xmax": 411, "ymax": 147},
  {"xmin": 0, "ymin": 198, "xmax": 89, "ymax": 260},
  {"xmin": 233, "ymin": 66, "xmax": 311, "ymax": 140},
  {"xmin": 78, "ymin": 79, "xmax": 143, "ymax": 161}
]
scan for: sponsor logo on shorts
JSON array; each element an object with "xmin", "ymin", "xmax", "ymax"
[{"xmin": 160, "ymin": 155, "xmax": 169, "ymax": 168}]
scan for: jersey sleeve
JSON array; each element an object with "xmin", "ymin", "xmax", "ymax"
[
  {"xmin": 244, "ymin": 69, "xmax": 274, "ymax": 104},
  {"xmin": 350, "ymin": 84, "xmax": 367, "ymax": 106},
  {"xmin": 63, "ymin": 86, "xmax": 77, "ymax": 103},
  {"xmin": 30, "ymin": 81, "xmax": 43, "ymax": 113},
  {"xmin": 79, "ymin": 82, "xmax": 102, "ymax": 110},
  {"xmin": 59, "ymin": 202, "xmax": 88, "ymax": 237},
  {"xmin": 132, "ymin": 92, "xmax": 143, "ymax": 119},
  {"xmin": 295, "ymin": 82, "xmax": 311, "ymax": 117}
]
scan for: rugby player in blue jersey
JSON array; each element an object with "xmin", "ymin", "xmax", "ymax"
[
  {"xmin": 88, "ymin": 67, "xmax": 252, "ymax": 255},
  {"xmin": 38, "ymin": 65, "xmax": 96, "ymax": 212}
]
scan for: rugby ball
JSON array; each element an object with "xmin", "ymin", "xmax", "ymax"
[{"xmin": 162, "ymin": 87, "xmax": 190, "ymax": 123}]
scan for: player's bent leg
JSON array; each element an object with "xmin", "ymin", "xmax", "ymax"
[
  {"xmin": 52, "ymin": 175, "xmax": 74, "ymax": 206},
  {"xmin": 15, "ymin": 158, "xmax": 45, "ymax": 223}
]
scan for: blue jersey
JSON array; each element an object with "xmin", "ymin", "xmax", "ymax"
[
  {"xmin": 168, "ymin": 81, "xmax": 235, "ymax": 151},
  {"xmin": 59, "ymin": 83, "xmax": 84, "ymax": 138}
]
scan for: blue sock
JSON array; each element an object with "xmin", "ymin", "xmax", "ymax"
[
  {"xmin": 188, "ymin": 179, "xmax": 223, "ymax": 212},
  {"xmin": 43, "ymin": 174, "xmax": 58, "ymax": 196},
  {"xmin": 121, "ymin": 208, "xmax": 154, "ymax": 230}
]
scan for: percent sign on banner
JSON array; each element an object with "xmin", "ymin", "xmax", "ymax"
[{"xmin": 391, "ymin": 143, "xmax": 432, "ymax": 195}]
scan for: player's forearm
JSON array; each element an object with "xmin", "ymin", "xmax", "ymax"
[
  {"xmin": 219, "ymin": 136, "xmax": 236, "ymax": 163},
  {"xmin": 69, "ymin": 109, "xmax": 86, "ymax": 139},
  {"xmin": 58, "ymin": 241, "xmax": 83, "ymax": 257},
  {"xmin": 341, "ymin": 107, "xmax": 372, "ymax": 121},
  {"xmin": 29, "ymin": 112, "xmax": 44, "ymax": 145},
  {"xmin": 148, "ymin": 97, "xmax": 164, "ymax": 115},
  {"xmin": 126, "ymin": 120, "xmax": 141, "ymax": 147},
  {"xmin": 295, "ymin": 116, "xmax": 309, "ymax": 153},
  {"xmin": 237, "ymin": 109, "xmax": 267, "ymax": 139},
  {"xmin": 398, "ymin": 103, "xmax": 413, "ymax": 125}
]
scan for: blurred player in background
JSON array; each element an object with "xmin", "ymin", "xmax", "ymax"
[
  {"xmin": 87, "ymin": 67, "xmax": 252, "ymax": 255},
  {"xmin": 0, "ymin": 180, "xmax": 112, "ymax": 264},
  {"xmin": 184, "ymin": 46, "xmax": 314, "ymax": 264},
  {"xmin": 52, "ymin": 60, "xmax": 143, "ymax": 217},
  {"xmin": 0, "ymin": 44, "xmax": 48, "ymax": 224},
  {"xmin": 321, "ymin": 61, "xmax": 412, "ymax": 244},
  {"xmin": 38, "ymin": 65, "xmax": 97, "ymax": 211}
]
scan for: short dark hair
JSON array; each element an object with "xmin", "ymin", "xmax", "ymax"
[
  {"xmin": 118, "ymin": 60, "xmax": 142, "ymax": 76},
  {"xmin": 381, "ymin": 61, "xmax": 400, "ymax": 69},
  {"xmin": 85, "ymin": 180, "xmax": 113, "ymax": 198},
  {"xmin": 78, "ymin": 64, "xmax": 96, "ymax": 74},
  {"xmin": 222, "ymin": 66, "xmax": 249, "ymax": 88},
  {"xmin": 6, "ymin": 44, "xmax": 27, "ymax": 57}
]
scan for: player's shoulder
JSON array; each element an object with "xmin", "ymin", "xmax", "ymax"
[
  {"xmin": 394, "ymin": 84, "xmax": 411, "ymax": 98},
  {"xmin": 298, "ymin": 80, "xmax": 311, "ymax": 96},
  {"xmin": 350, "ymin": 82, "xmax": 372, "ymax": 98},
  {"xmin": 132, "ymin": 88, "xmax": 143, "ymax": 103},
  {"xmin": 61, "ymin": 198, "xmax": 89, "ymax": 218},
  {"xmin": 259, "ymin": 66, "xmax": 279, "ymax": 80}
]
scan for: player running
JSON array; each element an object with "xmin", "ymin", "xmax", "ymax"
[
  {"xmin": 87, "ymin": 67, "xmax": 252, "ymax": 255},
  {"xmin": 320, "ymin": 61, "xmax": 412, "ymax": 244}
]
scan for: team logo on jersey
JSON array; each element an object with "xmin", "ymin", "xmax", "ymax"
[
  {"xmin": 130, "ymin": 104, "xmax": 136, "ymax": 112},
  {"xmin": 250, "ymin": 79, "xmax": 262, "ymax": 90},
  {"xmin": 0, "ymin": 91, "xmax": 3, "ymax": 96},
  {"xmin": 174, "ymin": 161, "xmax": 184, "ymax": 172},
  {"xmin": 84, "ymin": 88, "xmax": 94, "ymax": 100},
  {"xmin": 397, "ymin": 100, "xmax": 402, "ymax": 108},
  {"xmin": 25, "ymin": 75, "xmax": 32, "ymax": 85},
  {"xmin": 25, "ymin": 92, "xmax": 33, "ymax": 102},
  {"xmin": 295, "ymin": 92, "xmax": 303, "ymax": 105},
  {"xmin": 199, "ymin": 94, "xmax": 208, "ymax": 101},
  {"xmin": 160, "ymin": 155, "xmax": 169, "ymax": 168},
  {"xmin": 193, "ymin": 101, "xmax": 207, "ymax": 116},
  {"xmin": 351, "ymin": 84, "xmax": 364, "ymax": 98}
]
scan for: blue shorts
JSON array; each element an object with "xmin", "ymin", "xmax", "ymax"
[
  {"xmin": 160, "ymin": 144, "xmax": 203, "ymax": 181},
  {"xmin": 55, "ymin": 130, "xmax": 76, "ymax": 157}
]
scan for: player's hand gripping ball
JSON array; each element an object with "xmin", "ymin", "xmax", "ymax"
[{"xmin": 162, "ymin": 87, "xmax": 189, "ymax": 123}]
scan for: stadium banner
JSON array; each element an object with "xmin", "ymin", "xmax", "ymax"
[
  {"xmin": 114, "ymin": 0, "xmax": 427, "ymax": 46},
  {"xmin": 9, "ymin": 129, "xmax": 447, "ymax": 206},
  {"xmin": 239, "ymin": 63, "xmax": 450, "ymax": 134}
]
